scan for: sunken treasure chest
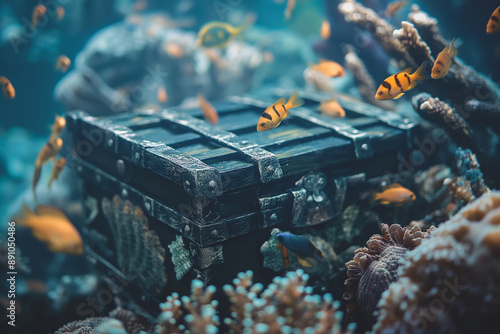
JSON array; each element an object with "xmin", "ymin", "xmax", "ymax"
[{"xmin": 65, "ymin": 88, "xmax": 420, "ymax": 313}]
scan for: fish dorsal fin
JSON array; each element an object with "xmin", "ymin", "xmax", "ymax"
[
  {"xmin": 401, "ymin": 67, "xmax": 412, "ymax": 74},
  {"xmin": 382, "ymin": 183, "xmax": 403, "ymax": 191},
  {"xmin": 273, "ymin": 97, "xmax": 287, "ymax": 107},
  {"xmin": 36, "ymin": 205, "xmax": 67, "ymax": 220}
]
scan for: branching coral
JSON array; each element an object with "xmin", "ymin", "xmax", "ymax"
[
  {"xmin": 224, "ymin": 270, "xmax": 354, "ymax": 334},
  {"xmin": 344, "ymin": 46, "xmax": 394, "ymax": 110},
  {"xmin": 393, "ymin": 21, "xmax": 433, "ymax": 68},
  {"xmin": 374, "ymin": 192, "xmax": 500, "ymax": 334},
  {"xmin": 344, "ymin": 224, "xmax": 432, "ymax": 324},
  {"xmin": 156, "ymin": 280, "xmax": 219, "ymax": 334},
  {"xmin": 101, "ymin": 195, "xmax": 167, "ymax": 295},
  {"xmin": 412, "ymin": 93, "xmax": 476, "ymax": 151}
]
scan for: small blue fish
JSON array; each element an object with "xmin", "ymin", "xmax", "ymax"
[{"xmin": 276, "ymin": 232, "xmax": 325, "ymax": 268}]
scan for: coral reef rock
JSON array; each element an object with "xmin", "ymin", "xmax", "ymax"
[
  {"xmin": 101, "ymin": 195, "xmax": 167, "ymax": 295},
  {"xmin": 224, "ymin": 270, "xmax": 355, "ymax": 334},
  {"xmin": 374, "ymin": 192, "xmax": 500, "ymax": 334},
  {"xmin": 55, "ymin": 317, "xmax": 112, "ymax": 334},
  {"xmin": 344, "ymin": 224, "xmax": 432, "ymax": 323}
]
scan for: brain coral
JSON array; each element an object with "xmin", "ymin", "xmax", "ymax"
[{"xmin": 374, "ymin": 191, "xmax": 500, "ymax": 334}]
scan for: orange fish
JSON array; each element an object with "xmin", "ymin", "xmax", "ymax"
[
  {"xmin": 33, "ymin": 138, "xmax": 63, "ymax": 202},
  {"xmin": 197, "ymin": 94, "xmax": 219, "ymax": 124},
  {"xmin": 371, "ymin": 183, "xmax": 416, "ymax": 206},
  {"xmin": 487, "ymin": 6, "xmax": 500, "ymax": 34},
  {"xmin": 164, "ymin": 43, "xmax": 183, "ymax": 58},
  {"xmin": 48, "ymin": 157, "xmax": 66, "ymax": 189},
  {"xmin": 285, "ymin": 0, "xmax": 296, "ymax": 20},
  {"xmin": 50, "ymin": 115, "xmax": 66, "ymax": 140},
  {"xmin": 0, "ymin": 76, "xmax": 15, "ymax": 99},
  {"xmin": 385, "ymin": 0, "xmax": 408, "ymax": 17},
  {"xmin": 431, "ymin": 39, "xmax": 457, "ymax": 79},
  {"xmin": 57, "ymin": 6, "xmax": 65, "ymax": 21},
  {"xmin": 56, "ymin": 55, "xmax": 71, "ymax": 73},
  {"xmin": 318, "ymin": 99, "xmax": 345, "ymax": 118},
  {"xmin": 158, "ymin": 86, "xmax": 168, "ymax": 103},
  {"xmin": 13, "ymin": 204, "xmax": 83, "ymax": 255},
  {"xmin": 32, "ymin": 4, "xmax": 46, "ymax": 27},
  {"xmin": 310, "ymin": 59, "xmax": 345, "ymax": 78},
  {"xmin": 321, "ymin": 20, "xmax": 331, "ymax": 39},
  {"xmin": 375, "ymin": 61, "xmax": 429, "ymax": 100},
  {"xmin": 257, "ymin": 90, "xmax": 304, "ymax": 131}
]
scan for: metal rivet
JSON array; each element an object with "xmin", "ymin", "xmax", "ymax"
[
  {"xmin": 116, "ymin": 159, "xmax": 125, "ymax": 175},
  {"xmin": 134, "ymin": 152, "xmax": 140, "ymax": 161},
  {"xmin": 107, "ymin": 139, "xmax": 114, "ymax": 147},
  {"xmin": 145, "ymin": 202, "xmax": 151, "ymax": 211},
  {"xmin": 185, "ymin": 225, "xmax": 190, "ymax": 233},
  {"xmin": 208, "ymin": 180, "xmax": 217, "ymax": 189},
  {"xmin": 270, "ymin": 213, "xmax": 278, "ymax": 221},
  {"xmin": 141, "ymin": 295, "xmax": 146, "ymax": 301},
  {"xmin": 212, "ymin": 230, "xmax": 219, "ymax": 236},
  {"xmin": 361, "ymin": 143, "xmax": 368, "ymax": 150},
  {"xmin": 121, "ymin": 189, "xmax": 128, "ymax": 198},
  {"xmin": 185, "ymin": 180, "xmax": 190, "ymax": 187}
]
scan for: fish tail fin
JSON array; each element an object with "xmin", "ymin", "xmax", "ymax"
[
  {"xmin": 286, "ymin": 90, "xmax": 304, "ymax": 110},
  {"xmin": 448, "ymin": 38, "xmax": 458, "ymax": 57},
  {"xmin": 370, "ymin": 190, "xmax": 379, "ymax": 203},
  {"xmin": 412, "ymin": 61, "xmax": 430, "ymax": 81}
]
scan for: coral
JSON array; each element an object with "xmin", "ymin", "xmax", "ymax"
[
  {"xmin": 338, "ymin": 0, "xmax": 406, "ymax": 62},
  {"xmin": 168, "ymin": 235, "xmax": 193, "ymax": 281},
  {"xmin": 443, "ymin": 177, "xmax": 474, "ymax": 205},
  {"xmin": 95, "ymin": 319, "xmax": 127, "ymax": 334},
  {"xmin": 344, "ymin": 46, "xmax": 394, "ymax": 110},
  {"xmin": 55, "ymin": 317, "xmax": 112, "ymax": 334},
  {"xmin": 455, "ymin": 148, "xmax": 490, "ymax": 198},
  {"xmin": 413, "ymin": 94, "xmax": 475, "ymax": 150},
  {"xmin": 109, "ymin": 308, "xmax": 151, "ymax": 334},
  {"xmin": 101, "ymin": 195, "xmax": 167, "ymax": 295},
  {"xmin": 156, "ymin": 280, "xmax": 219, "ymax": 334},
  {"xmin": 223, "ymin": 270, "xmax": 354, "ymax": 334},
  {"xmin": 374, "ymin": 192, "xmax": 500, "ymax": 334},
  {"xmin": 260, "ymin": 228, "xmax": 338, "ymax": 279},
  {"xmin": 344, "ymin": 224, "xmax": 432, "ymax": 324},
  {"xmin": 393, "ymin": 21, "xmax": 433, "ymax": 68}
]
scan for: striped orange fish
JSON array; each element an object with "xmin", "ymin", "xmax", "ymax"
[
  {"xmin": 431, "ymin": 39, "xmax": 457, "ymax": 79},
  {"xmin": 487, "ymin": 6, "xmax": 500, "ymax": 34},
  {"xmin": 375, "ymin": 61, "xmax": 429, "ymax": 100},
  {"xmin": 257, "ymin": 91, "xmax": 304, "ymax": 131}
]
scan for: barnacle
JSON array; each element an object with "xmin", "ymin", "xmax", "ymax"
[
  {"xmin": 374, "ymin": 192, "xmax": 500, "ymax": 334},
  {"xmin": 101, "ymin": 195, "xmax": 167, "ymax": 295},
  {"xmin": 344, "ymin": 223, "xmax": 432, "ymax": 324}
]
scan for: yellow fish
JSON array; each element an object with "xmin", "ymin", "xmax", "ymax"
[
  {"xmin": 50, "ymin": 115, "xmax": 66, "ymax": 140},
  {"xmin": 310, "ymin": 59, "xmax": 345, "ymax": 78},
  {"xmin": 0, "ymin": 76, "xmax": 15, "ymax": 99},
  {"xmin": 197, "ymin": 21, "xmax": 242, "ymax": 48},
  {"xmin": 13, "ymin": 204, "xmax": 83, "ymax": 255},
  {"xmin": 375, "ymin": 61, "xmax": 429, "ymax": 100},
  {"xmin": 56, "ymin": 55, "xmax": 71, "ymax": 73},
  {"xmin": 431, "ymin": 39, "xmax": 457, "ymax": 79},
  {"xmin": 257, "ymin": 90, "xmax": 304, "ymax": 131},
  {"xmin": 371, "ymin": 183, "xmax": 416, "ymax": 206},
  {"xmin": 487, "ymin": 6, "xmax": 500, "ymax": 34},
  {"xmin": 48, "ymin": 157, "xmax": 66, "ymax": 189},
  {"xmin": 318, "ymin": 99, "xmax": 345, "ymax": 118},
  {"xmin": 33, "ymin": 138, "xmax": 63, "ymax": 202},
  {"xmin": 385, "ymin": 0, "xmax": 408, "ymax": 17}
]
